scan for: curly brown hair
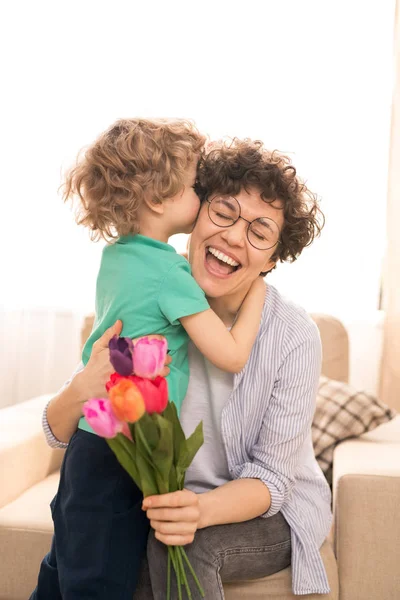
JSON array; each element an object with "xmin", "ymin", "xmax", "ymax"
[
  {"xmin": 63, "ymin": 118, "xmax": 206, "ymax": 241},
  {"xmin": 195, "ymin": 138, "xmax": 324, "ymax": 274}
]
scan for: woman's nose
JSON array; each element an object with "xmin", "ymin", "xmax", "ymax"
[{"xmin": 220, "ymin": 220, "xmax": 247, "ymax": 247}]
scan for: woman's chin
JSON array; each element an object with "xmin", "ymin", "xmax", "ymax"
[{"xmin": 192, "ymin": 261, "xmax": 233, "ymax": 299}]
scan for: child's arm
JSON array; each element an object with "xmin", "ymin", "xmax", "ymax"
[{"xmin": 180, "ymin": 277, "xmax": 266, "ymax": 373}]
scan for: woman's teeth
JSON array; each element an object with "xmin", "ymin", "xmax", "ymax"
[{"xmin": 207, "ymin": 246, "xmax": 240, "ymax": 267}]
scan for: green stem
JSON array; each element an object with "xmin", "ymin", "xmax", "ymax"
[
  {"xmin": 169, "ymin": 544, "xmax": 179, "ymax": 575},
  {"xmin": 167, "ymin": 547, "xmax": 172, "ymax": 600},
  {"xmin": 177, "ymin": 546, "xmax": 192, "ymax": 600},
  {"xmin": 180, "ymin": 546, "xmax": 205, "ymax": 597},
  {"xmin": 135, "ymin": 421, "xmax": 153, "ymax": 457},
  {"xmin": 175, "ymin": 547, "xmax": 183, "ymax": 600}
]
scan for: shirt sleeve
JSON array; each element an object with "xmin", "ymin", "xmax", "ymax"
[
  {"xmin": 231, "ymin": 325, "xmax": 322, "ymax": 518},
  {"xmin": 158, "ymin": 261, "xmax": 210, "ymax": 326},
  {"xmin": 42, "ymin": 361, "xmax": 85, "ymax": 449}
]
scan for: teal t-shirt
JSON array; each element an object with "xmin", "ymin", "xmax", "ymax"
[{"xmin": 79, "ymin": 234, "xmax": 210, "ymax": 434}]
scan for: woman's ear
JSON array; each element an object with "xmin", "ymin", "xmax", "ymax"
[{"xmin": 262, "ymin": 257, "xmax": 277, "ymax": 274}]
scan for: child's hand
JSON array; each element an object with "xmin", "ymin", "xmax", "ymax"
[{"xmin": 248, "ymin": 276, "xmax": 267, "ymax": 299}]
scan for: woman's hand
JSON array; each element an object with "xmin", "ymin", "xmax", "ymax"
[
  {"xmin": 142, "ymin": 489, "xmax": 202, "ymax": 546},
  {"xmin": 46, "ymin": 321, "xmax": 171, "ymax": 444},
  {"xmin": 75, "ymin": 320, "xmax": 123, "ymax": 400},
  {"xmin": 76, "ymin": 321, "xmax": 172, "ymax": 400}
]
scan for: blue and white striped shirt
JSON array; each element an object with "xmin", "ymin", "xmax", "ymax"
[
  {"xmin": 219, "ymin": 284, "xmax": 332, "ymax": 594},
  {"xmin": 43, "ymin": 283, "xmax": 332, "ymax": 595}
]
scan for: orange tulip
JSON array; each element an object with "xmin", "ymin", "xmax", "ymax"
[{"xmin": 109, "ymin": 378, "xmax": 145, "ymax": 423}]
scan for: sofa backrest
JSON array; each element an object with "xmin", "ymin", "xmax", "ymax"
[{"xmin": 81, "ymin": 312, "xmax": 349, "ymax": 384}]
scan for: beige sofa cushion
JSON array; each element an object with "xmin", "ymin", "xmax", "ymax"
[
  {"xmin": 0, "ymin": 473, "xmax": 58, "ymax": 600},
  {"xmin": 332, "ymin": 416, "xmax": 400, "ymax": 600},
  {"xmin": 224, "ymin": 540, "xmax": 338, "ymax": 600},
  {"xmin": 0, "ymin": 394, "xmax": 64, "ymax": 510}
]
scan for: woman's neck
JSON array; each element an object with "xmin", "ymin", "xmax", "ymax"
[{"xmin": 207, "ymin": 293, "xmax": 247, "ymax": 327}]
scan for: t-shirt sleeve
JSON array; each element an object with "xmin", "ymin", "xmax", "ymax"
[{"xmin": 158, "ymin": 261, "xmax": 210, "ymax": 326}]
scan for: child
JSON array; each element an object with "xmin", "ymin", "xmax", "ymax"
[{"xmin": 31, "ymin": 118, "xmax": 265, "ymax": 600}]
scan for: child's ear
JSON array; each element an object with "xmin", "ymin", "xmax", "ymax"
[{"xmin": 143, "ymin": 196, "xmax": 164, "ymax": 215}]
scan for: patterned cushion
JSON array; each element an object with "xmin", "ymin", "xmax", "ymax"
[{"xmin": 313, "ymin": 376, "xmax": 396, "ymax": 485}]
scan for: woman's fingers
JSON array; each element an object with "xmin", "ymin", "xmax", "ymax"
[
  {"xmin": 92, "ymin": 320, "xmax": 123, "ymax": 353},
  {"xmin": 144, "ymin": 490, "xmax": 201, "ymax": 545},
  {"xmin": 150, "ymin": 520, "xmax": 197, "ymax": 536},
  {"xmin": 154, "ymin": 532, "xmax": 195, "ymax": 546},
  {"xmin": 142, "ymin": 489, "xmax": 197, "ymax": 510},
  {"xmin": 146, "ymin": 505, "xmax": 200, "ymax": 523}
]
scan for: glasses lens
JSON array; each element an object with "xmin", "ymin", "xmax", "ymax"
[
  {"xmin": 209, "ymin": 196, "xmax": 239, "ymax": 226},
  {"xmin": 249, "ymin": 218, "xmax": 280, "ymax": 250}
]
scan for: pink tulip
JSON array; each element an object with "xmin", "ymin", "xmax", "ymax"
[
  {"xmin": 132, "ymin": 337, "xmax": 168, "ymax": 379},
  {"xmin": 82, "ymin": 397, "xmax": 124, "ymax": 438}
]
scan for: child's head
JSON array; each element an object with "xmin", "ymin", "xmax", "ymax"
[{"xmin": 63, "ymin": 118, "xmax": 206, "ymax": 241}]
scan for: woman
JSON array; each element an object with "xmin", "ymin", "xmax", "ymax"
[{"xmin": 40, "ymin": 139, "xmax": 332, "ymax": 598}]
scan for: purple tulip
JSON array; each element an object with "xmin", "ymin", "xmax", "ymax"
[
  {"xmin": 82, "ymin": 398, "xmax": 124, "ymax": 438},
  {"xmin": 132, "ymin": 336, "xmax": 168, "ymax": 379},
  {"xmin": 109, "ymin": 335, "xmax": 134, "ymax": 376}
]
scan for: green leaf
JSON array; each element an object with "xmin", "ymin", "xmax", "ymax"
[
  {"xmin": 176, "ymin": 422, "xmax": 204, "ymax": 489},
  {"xmin": 162, "ymin": 402, "xmax": 186, "ymax": 464},
  {"xmin": 168, "ymin": 463, "xmax": 178, "ymax": 491},
  {"xmin": 107, "ymin": 435, "xmax": 141, "ymax": 490},
  {"xmin": 136, "ymin": 446, "xmax": 159, "ymax": 497},
  {"xmin": 151, "ymin": 414, "xmax": 173, "ymax": 494},
  {"xmin": 138, "ymin": 412, "xmax": 160, "ymax": 451},
  {"xmin": 134, "ymin": 422, "xmax": 156, "ymax": 466}
]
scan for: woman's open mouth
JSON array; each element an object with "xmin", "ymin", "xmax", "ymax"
[{"xmin": 204, "ymin": 246, "xmax": 242, "ymax": 277}]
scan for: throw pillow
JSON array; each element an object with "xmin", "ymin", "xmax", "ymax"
[{"xmin": 312, "ymin": 375, "xmax": 396, "ymax": 485}]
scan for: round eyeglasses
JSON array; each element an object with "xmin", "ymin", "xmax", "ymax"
[{"xmin": 207, "ymin": 195, "xmax": 281, "ymax": 251}]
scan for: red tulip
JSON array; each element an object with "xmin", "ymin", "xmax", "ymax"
[{"xmin": 129, "ymin": 375, "xmax": 168, "ymax": 414}]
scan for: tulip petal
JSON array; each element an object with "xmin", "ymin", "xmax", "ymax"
[
  {"xmin": 128, "ymin": 375, "xmax": 168, "ymax": 415},
  {"xmin": 82, "ymin": 397, "xmax": 123, "ymax": 438},
  {"xmin": 109, "ymin": 378, "xmax": 146, "ymax": 423},
  {"xmin": 133, "ymin": 337, "xmax": 168, "ymax": 378},
  {"xmin": 109, "ymin": 335, "xmax": 134, "ymax": 376}
]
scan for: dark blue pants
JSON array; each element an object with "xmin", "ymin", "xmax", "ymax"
[{"xmin": 30, "ymin": 429, "xmax": 149, "ymax": 599}]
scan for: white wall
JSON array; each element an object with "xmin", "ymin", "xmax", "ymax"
[{"xmin": 0, "ymin": 0, "xmax": 395, "ymax": 402}]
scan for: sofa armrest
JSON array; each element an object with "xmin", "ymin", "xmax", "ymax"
[
  {"xmin": 332, "ymin": 417, "xmax": 400, "ymax": 600},
  {"xmin": 0, "ymin": 394, "xmax": 65, "ymax": 509}
]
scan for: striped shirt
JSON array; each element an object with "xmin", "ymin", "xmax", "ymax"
[
  {"xmin": 43, "ymin": 283, "xmax": 332, "ymax": 594},
  {"xmin": 219, "ymin": 284, "xmax": 332, "ymax": 594}
]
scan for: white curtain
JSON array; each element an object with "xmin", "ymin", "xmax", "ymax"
[
  {"xmin": 380, "ymin": 0, "xmax": 400, "ymax": 411},
  {"xmin": 0, "ymin": 309, "xmax": 83, "ymax": 408}
]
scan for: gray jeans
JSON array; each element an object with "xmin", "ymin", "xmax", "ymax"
[{"xmin": 134, "ymin": 512, "xmax": 291, "ymax": 599}]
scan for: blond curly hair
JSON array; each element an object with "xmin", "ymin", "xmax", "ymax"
[{"xmin": 63, "ymin": 118, "xmax": 205, "ymax": 241}]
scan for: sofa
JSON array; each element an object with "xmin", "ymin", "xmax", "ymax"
[{"xmin": 0, "ymin": 314, "xmax": 399, "ymax": 600}]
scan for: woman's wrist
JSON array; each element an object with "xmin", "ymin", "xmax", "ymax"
[
  {"xmin": 70, "ymin": 368, "xmax": 91, "ymax": 403},
  {"xmin": 197, "ymin": 491, "xmax": 213, "ymax": 529},
  {"xmin": 46, "ymin": 375, "xmax": 87, "ymax": 444}
]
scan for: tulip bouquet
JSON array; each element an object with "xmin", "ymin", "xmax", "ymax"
[{"xmin": 82, "ymin": 335, "xmax": 204, "ymax": 600}]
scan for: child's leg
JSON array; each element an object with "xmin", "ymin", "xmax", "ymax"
[
  {"xmin": 141, "ymin": 513, "xmax": 291, "ymax": 600},
  {"xmin": 30, "ymin": 429, "xmax": 149, "ymax": 600}
]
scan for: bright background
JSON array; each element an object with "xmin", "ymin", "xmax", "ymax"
[{"xmin": 0, "ymin": 0, "xmax": 396, "ymax": 405}]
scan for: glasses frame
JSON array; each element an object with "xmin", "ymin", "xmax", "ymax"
[{"xmin": 206, "ymin": 195, "xmax": 281, "ymax": 251}]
